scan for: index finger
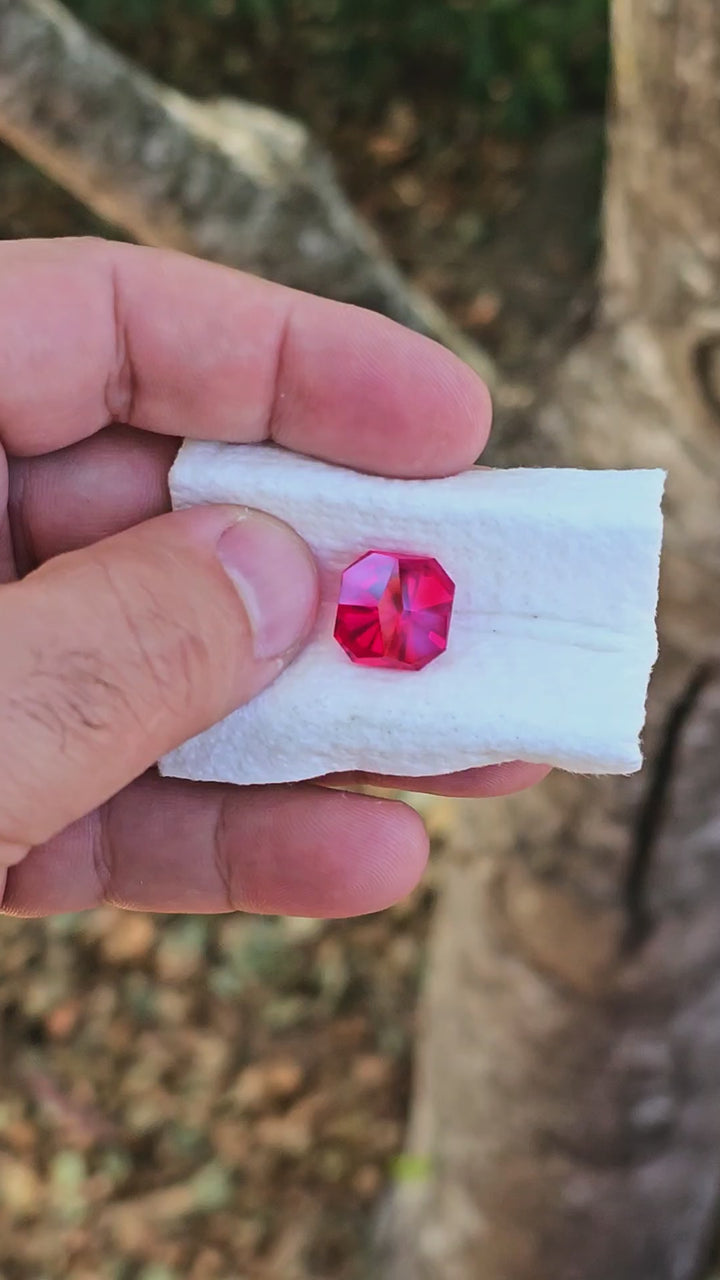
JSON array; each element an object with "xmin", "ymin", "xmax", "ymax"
[{"xmin": 0, "ymin": 238, "xmax": 491, "ymax": 476}]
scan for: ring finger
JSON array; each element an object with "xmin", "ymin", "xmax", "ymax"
[{"xmin": 0, "ymin": 774, "xmax": 429, "ymax": 918}]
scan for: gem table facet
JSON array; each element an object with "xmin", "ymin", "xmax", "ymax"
[{"xmin": 334, "ymin": 550, "xmax": 455, "ymax": 670}]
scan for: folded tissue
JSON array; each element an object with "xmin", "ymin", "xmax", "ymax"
[{"xmin": 160, "ymin": 441, "xmax": 665, "ymax": 786}]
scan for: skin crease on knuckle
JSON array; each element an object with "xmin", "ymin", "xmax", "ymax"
[
  {"xmin": 71, "ymin": 545, "xmax": 235, "ymax": 731},
  {"xmin": 0, "ymin": 644, "xmax": 130, "ymax": 850},
  {"xmin": 92, "ymin": 556, "xmax": 212, "ymax": 726},
  {"xmin": 0, "ymin": 550, "xmax": 232, "ymax": 852}
]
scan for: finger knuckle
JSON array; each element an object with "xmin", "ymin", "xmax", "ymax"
[
  {"xmin": 212, "ymin": 790, "xmax": 237, "ymax": 913},
  {"xmin": 0, "ymin": 643, "xmax": 126, "ymax": 845},
  {"xmin": 95, "ymin": 555, "xmax": 212, "ymax": 723}
]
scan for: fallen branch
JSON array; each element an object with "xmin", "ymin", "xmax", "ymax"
[{"xmin": 0, "ymin": 0, "xmax": 493, "ymax": 382}]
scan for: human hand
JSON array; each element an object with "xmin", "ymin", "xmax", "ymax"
[{"xmin": 0, "ymin": 238, "xmax": 547, "ymax": 919}]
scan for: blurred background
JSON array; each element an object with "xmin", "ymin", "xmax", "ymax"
[
  {"xmin": 1, "ymin": 0, "xmax": 607, "ymax": 373},
  {"xmin": 0, "ymin": 3, "xmax": 627, "ymax": 1279}
]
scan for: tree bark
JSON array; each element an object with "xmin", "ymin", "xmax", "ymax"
[
  {"xmin": 385, "ymin": 3, "xmax": 720, "ymax": 1278},
  {"xmin": 0, "ymin": 0, "xmax": 491, "ymax": 380}
]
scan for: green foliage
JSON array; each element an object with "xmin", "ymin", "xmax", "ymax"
[
  {"xmin": 68, "ymin": 0, "xmax": 608, "ymax": 133},
  {"xmin": 391, "ymin": 1151, "xmax": 433, "ymax": 1183}
]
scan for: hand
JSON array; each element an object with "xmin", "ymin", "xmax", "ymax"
[{"xmin": 0, "ymin": 237, "xmax": 547, "ymax": 919}]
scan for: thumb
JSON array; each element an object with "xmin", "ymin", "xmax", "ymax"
[{"xmin": 0, "ymin": 504, "xmax": 318, "ymax": 859}]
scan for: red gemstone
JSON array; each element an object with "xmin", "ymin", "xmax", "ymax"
[{"xmin": 334, "ymin": 550, "xmax": 455, "ymax": 670}]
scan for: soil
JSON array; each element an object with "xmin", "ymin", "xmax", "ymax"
[
  {"xmin": 0, "ymin": 879, "xmax": 439, "ymax": 1280},
  {"xmin": 0, "ymin": 21, "xmax": 602, "ymax": 1278}
]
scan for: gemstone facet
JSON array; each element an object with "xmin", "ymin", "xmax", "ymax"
[{"xmin": 334, "ymin": 551, "xmax": 455, "ymax": 670}]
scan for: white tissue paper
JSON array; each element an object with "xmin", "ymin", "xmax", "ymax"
[{"xmin": 160, "ymin": 442, "xmax": 664, "ymax": 785}]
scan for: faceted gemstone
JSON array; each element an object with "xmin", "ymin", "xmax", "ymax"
[{"xmin": 334, "ymin": 550, "xmax": 455, "ymax": 670}]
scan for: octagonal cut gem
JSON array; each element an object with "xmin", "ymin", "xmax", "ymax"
[{"xmin": 333, "ymin": 550, "xmax": 455, "ymax": 670}]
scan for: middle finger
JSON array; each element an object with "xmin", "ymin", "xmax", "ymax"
[{"xmin": 9, "ymin": 425, "xmax": 175, "ymax": 572}]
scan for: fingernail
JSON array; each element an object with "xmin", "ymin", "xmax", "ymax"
[{"xmin": 216, "ymin": 511, "xmax": 318, "ymax": 660}]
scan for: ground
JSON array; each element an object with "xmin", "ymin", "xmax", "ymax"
[
  {"xmin": 0, "ymin": 9, "xmax": 602, "ymax": 1277},
  {"xmin": 0, "ymin": 873, "xmax": 439, "ymax": 1279}
]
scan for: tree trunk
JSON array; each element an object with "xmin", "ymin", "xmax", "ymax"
[
  {"xmin": 0, "ymin": 0, "xmax": 491, "ymax": 379},
  {"xmin": 385, "ymin": 3, "xmax": 720, "ymax": 1278}
]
